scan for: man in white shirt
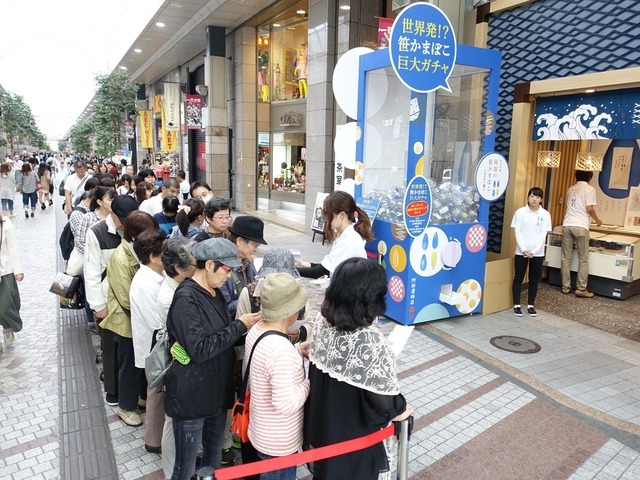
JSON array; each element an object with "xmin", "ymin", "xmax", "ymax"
[
  {"xmin": 177, "ymin": 170, "xmax": 190, "ymax": 200},
  {"xmin": 561, "ymin": 170, "xmax": 602, "ymax": 298},
  {"xmin": 64, "ymin": 160, "xmax": 92, "ymax": 215},
  {"xmin": 139, "ymin": 177, "xmax": 180, "ymax": 216}
]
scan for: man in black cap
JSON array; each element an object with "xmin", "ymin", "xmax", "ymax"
[
  {"xmin": 84, "ymin": 194, "xmax": 139, "ymax": 406},
  {"xmin": 220, "ymin": 216, "xmax": 267, "ymax": 319}
]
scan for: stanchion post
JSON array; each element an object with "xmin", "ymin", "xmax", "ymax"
[{"xmin": 395, "ymin": 416, "xmax": 413, "ymax": 480}]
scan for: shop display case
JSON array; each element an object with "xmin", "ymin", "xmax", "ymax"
[
  {"xmin": 544, "ymin": 228, "xmax": 640, "ymax": 299},
  {"xmin": 354, "ymin": 46, "xmax": 502, "ymax": 324}
]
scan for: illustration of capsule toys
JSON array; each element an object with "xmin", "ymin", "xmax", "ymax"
[{"xmin": 335, "ymin": 3, "xmax": 505, "ymax": 325}]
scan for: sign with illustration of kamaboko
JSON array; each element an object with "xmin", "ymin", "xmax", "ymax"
[{"xmin": 388, "ymin": 2, "xmax": 456, "ymax": 93}]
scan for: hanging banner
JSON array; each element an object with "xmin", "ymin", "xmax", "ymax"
[
  {"xmin": 533, "ymin": 88, "xmax": 640, "ymax": 140},
  {"xmin": 378, "ymin": 18, "xmax": 393, "ymax": 49},
  {"xmin": 124, "ymin": 120, "xmax": 134, "ymax": 139},
  {"xmin": 139, "ymin": 110, "xmax": 153, "ymax": 149},
  {"xmin": 388, "ymin": 2, "xmax": 457, "ymax": 93},
  {"xmin": 160, "ymin": 102, "xmax": 178, "ymax": 152},
  {"xmin": 153, "ymin": 95, "xmax": 162, "ymax": 114},
  {"xmin": 164, "ymin": 82, "xmax": 180, "ymax": 131},
  {"xmin": 185, "ymin": 94, "xmax": 203, "ymax": 130}
]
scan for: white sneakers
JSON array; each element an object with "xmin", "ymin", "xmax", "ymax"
[{"xmin": 3, "ymin": 329, "xmax": 14, "ymax": 346}]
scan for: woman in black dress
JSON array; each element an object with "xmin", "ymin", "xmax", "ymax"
[{"xmin": 304, "ymin": 258, "xmax": 413, "ymax": 480}]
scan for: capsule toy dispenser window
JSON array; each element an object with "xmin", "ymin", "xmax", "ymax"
[{"xmin": 353, "ymin": 46, "xmax": 502, "ymax": 324}]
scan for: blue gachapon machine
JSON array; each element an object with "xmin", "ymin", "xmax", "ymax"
[{"xmin": 352, "ymin": 4, "xmax": 503, "ymax": 325}]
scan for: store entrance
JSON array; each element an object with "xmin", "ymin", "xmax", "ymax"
[{"xmin": 256, "ymin": 131, "xmax": 306, "ymax": 229}]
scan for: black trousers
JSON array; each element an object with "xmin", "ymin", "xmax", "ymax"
[
  {"xmin": 512, "ymin": 255, "xmax": 544, "ymax": 306},
  {"xmin": 99, "ymin": 325, "xmax": 119, "ymax": 397},
  {"xmin": 114, "ymin": 333, "xmax": 145, "ymax": 411}
]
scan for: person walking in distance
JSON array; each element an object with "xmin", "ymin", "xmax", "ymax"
[
  {"xmin": 511, "ymin": 187, "xmax": 552, "ymax": 317},
  {"xmin": 561, "ymin": 170, "xmax": 602, "ymax": 298}
]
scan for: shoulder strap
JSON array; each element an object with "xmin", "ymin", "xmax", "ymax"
[
  {"xmin": 239, "ymin": 330, "xmax": 288, "ymax": 402},
  {"xmin": 109, "ymin": 281, "xmax": 131, "ymax": 317}
]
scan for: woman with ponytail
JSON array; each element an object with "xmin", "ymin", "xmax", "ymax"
[
  {"xmin": 170, "ymin": 198, "xmax": 205, "ymax": 239},
  {"xmin": 296, "ymin": 190, "xmax": 374, "ymax": 279}
]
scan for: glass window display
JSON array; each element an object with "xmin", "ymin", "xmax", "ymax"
[
  {"xmin": 271, "ymin": 132, "xmax": 305, "ymax": 194},
  {"xmin": 258, "ymin": 132, "xmax": 270, "ymax": 191},
  {"xmin": 259, "ymin": 11, "xmax": 308, "ymax": 102},
  {"xmin": 363, "ymin": 65, "xmax": 490, "ymax": 225}
]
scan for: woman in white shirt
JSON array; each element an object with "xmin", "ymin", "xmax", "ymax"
[
  {"xmin": 0, "ymin": 215, "xmax": 23, "ymax": 350},
  {"xmin": 511, "ymin": 187, "xmax": 552, "ymax": 317},
  {"xmin": 296, "ymin": 191, "xmax": 374, "ymax": 278}
]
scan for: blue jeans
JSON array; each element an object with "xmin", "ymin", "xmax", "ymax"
[
  {"xmin": 1, "ymin": 198, "xmax": 14, "ymax": 212},
  {"xmin": 257, "ymin": 451, "xmax": 297, "ymax": 480},
  {"xmin": 22, "ymin": 191, "xmax": 37, "ymax": 209},
  {"xmin": 171, "ymin": 412, "xmax": 227, "ymax": 480}
]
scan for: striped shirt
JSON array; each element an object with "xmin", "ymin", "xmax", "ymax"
[{"xmin": 245, "ymin": 322, "xmax": 309, "ymax": 457}]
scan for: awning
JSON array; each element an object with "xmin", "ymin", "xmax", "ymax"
[{"xmin": 533, "ymin": 88, "xmax": 640, "ymax": 141}]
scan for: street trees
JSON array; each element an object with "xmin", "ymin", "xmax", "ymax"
[
  {"xmin": 0, "ymin": 90, "xmax": 47, "ymax": 153},
  {"xmin": 91, "ymin": 70, "xmax": 138, "ymax": 158}
]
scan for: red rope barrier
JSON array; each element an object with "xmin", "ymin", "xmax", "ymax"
[{"xmin": 215, "ymin": 424, "xmax": 395, "ymax": 480}]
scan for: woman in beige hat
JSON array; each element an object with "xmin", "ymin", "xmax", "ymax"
[{"xmin": 243, "ymin": 272, "xmax": 309, "ymax": 480}]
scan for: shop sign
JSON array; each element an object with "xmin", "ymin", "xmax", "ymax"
[
  {"xmin": 280, "ymin": 111, "xmax": 303, "ymax": 127},
  {"xmin": 403, "ymin": 175, "xmax": 432, "ymax": 238},
  {"xmin": 388, "ymin": 2, "xmax": 456, "ymax": 93},
  {"xmin": 474, "ymin": 152, "xmax": 509, "ymax": 202},
  {"xmin": 356, "ymin": 196, "xmax": 381, "ymax": 224}
]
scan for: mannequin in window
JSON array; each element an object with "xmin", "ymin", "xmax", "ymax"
[
  {"xmin": 294, "ymin": 43, "xmax": 308, "ymax": 98},
  {"xmin": 258, "ymin": 50, "xmax": 269, "ymax": 102}
]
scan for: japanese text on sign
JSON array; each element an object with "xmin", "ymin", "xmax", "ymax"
[
  {"xmin": 389, "ymin": 3, "xmax": 456, "ymax": 93},
  {"xmin": 404, "ymin": 175, "xmax": 432, "ymax": 238}
]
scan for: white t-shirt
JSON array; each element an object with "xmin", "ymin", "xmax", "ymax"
[
  {"xmin": 139, "ymin": 194, "xmax": 164, "ymax": 216},
  {"xmin": 179, "ymin": 179, "xmax": 190, "ymax": 197},
  {"xmin": 563, "ymin": 181, "xmax": 596, "ymax": 230},
  {"xmin": 320, "ymin": 223, "xmax": 367, "ymax": 274},
  {"xmin": 511, "ymin": 205, "xmax": 552, "ymax": 257},
  {"xmin": 64, "ymin": 173, "xmax": 92, "ymax": 204}
]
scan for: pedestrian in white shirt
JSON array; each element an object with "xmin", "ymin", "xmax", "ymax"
[
  {"xmin": 561, "ymin": 171, "xmax": 602, "ymax": 297},
  {"xmin": 139, "ymin": 177, "xmax": 180, "ymax": 216},
  {"xmin": 64, "ymin": 160, "xmax": 92, "ymax": 215},
  {"xmin": 177, "ymin": 170, "xmax": 190, "ymax": 200},
  {"xmin": 511, "ymin": 187, "xmax": 552, "ymax": 317},
  {"xmin": 130, "ymin": 229, "xmax": 167, "ymax": 453}
]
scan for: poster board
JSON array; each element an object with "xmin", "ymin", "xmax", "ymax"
[
  {"xmin": 311, "ymin": 192, "xmax": 329, "ymax": 233},
  {"xmin": 624, "ymin": 186, "xmax": 640, "ymax": 230}
]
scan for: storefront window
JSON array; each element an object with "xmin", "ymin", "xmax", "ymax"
[
  {"xmin": 258, "ymin": 13, "xmax": 308, "ymax": 103},
  {"xmin": 271, "ymin": 132, "xmax": 306, "ymax": 194},
  {"xmin": 258, "ymin": 132, "xmax": 270, "ymax": 190}
]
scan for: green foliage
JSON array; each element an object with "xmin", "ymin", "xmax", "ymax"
[
  {"xmin": 57, "ymin": 139, "xmax": 68, "ymax": 152},
  {"xmin": 0, "ymin": 90, "xmax": 47, "ymax": 153},
  {"xmin": 91, "ymin": 70, "xmax": 138, "ymax": 158},
  {"xmin": 69, "ymin": 117, "xmax": 94, "ymax": 155}
]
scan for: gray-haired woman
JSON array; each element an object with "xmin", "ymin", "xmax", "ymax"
[{"xmin": 157, "ymin": 238, "xmax": 196, "ymax": 479}]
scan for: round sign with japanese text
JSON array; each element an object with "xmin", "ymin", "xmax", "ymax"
[
  {"xmin": 474, "ymin": 152, "xmax": 509, "ymax": 202},
  {"xmin": 388, "ymin": 2, "xmax": 457, "ymax": 93},
  {"xmin": 403, "ymin": 175, "xmax": 432, "ymax": 238}
]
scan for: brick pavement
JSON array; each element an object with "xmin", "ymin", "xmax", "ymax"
[{"xmin": 1, "ymin": 194, "xmax": 640, "ymax": 479}]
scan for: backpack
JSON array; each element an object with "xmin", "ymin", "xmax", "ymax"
[{"xmin": 59, "ymin": 207, "xmax": 83, "ymax": 260}]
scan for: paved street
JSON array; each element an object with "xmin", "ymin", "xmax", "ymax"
[{"xmin": 1, "ymin": 192, "xmax": 640, "ymax": 479}]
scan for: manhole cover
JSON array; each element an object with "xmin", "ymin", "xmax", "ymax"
[{"xmin": 490, "ymin": 336, "xmax": 541, "ymax": 354}]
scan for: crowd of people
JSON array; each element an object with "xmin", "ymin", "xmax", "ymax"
[{"xmin": 10, "ymin": 158, "xmax": 412, "ymax": 480}]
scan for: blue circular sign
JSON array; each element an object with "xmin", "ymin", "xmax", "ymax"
[{"xmin": 388, "ymin": 3, "xmax": 457, "ymax": 93}]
